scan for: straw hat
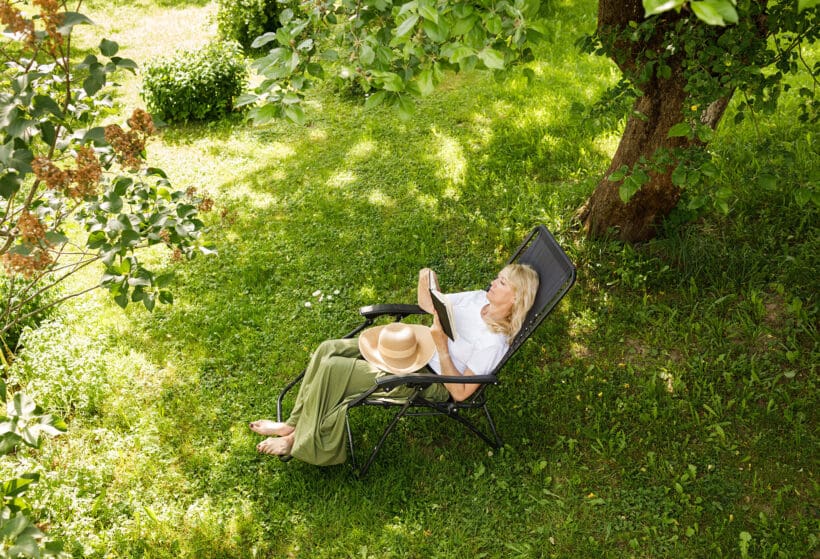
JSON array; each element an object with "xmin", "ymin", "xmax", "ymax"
[{"xmin": 358, "ymin": 323, "xmax": 435, "ymax": 375}]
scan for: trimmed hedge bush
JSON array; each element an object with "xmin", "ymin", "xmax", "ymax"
[
  {"xmin": 216, "ymin": 0, "xmax": 285, "ymax": 54},
  {"xmin": 141, "ymin": 41, "xmax": 248, "ymax": 123}
]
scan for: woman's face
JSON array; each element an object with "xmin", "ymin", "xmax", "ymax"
[{"xmin": 487, "ymin": 269, "xmax": 516, "ymax": 308}]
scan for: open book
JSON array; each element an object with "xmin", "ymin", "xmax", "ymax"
[{"xmin": 429, "ymin": 270, "xmax": 458, "ymax": 341}]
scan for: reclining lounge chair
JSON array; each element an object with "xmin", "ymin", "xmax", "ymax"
[{"xmin": 275, "ymin": 225, "xmax": 576, "ymax": 476}]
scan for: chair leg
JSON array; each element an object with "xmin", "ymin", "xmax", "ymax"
[
  {"xmin": 351, "ymin": 399, "xmax": 414, "ymax": 477},
  {"xmin": 444, "ymin": 404, "xmax": 503, "ymax": 449},
  {"xmin": 481, "ymin": 403, "xmax": 504, "ymax": 449},
  {"xmin": 345, "ymin": 415, "xmax": 358, "ymax": 472}
]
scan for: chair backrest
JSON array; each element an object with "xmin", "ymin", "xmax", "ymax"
[{"xmin": 490, "ymin": 225, "xmax": 576, "ymax": 374}]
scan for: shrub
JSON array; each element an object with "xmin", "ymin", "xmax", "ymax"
[
  {"xmin": 216, "ymin": 0, "xmax": 285, "ymax": 54},
  {"xmin": 141, "ymin": 41, "xmax": 248, "ymax": 123},
  {"xmin": 0, "ymin": 274, "xmax": 57, "ymax": 355}
]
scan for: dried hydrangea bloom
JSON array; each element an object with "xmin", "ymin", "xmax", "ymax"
[
  {"xmin": 32, "ymin": 156, "xmax": 70, "ymax": 190},
  {"xmin": 0, "ymin": 1, "xmax": 35, "ymax": 44},
  {"xmin": 17, "ymin": 211, "xmax": 46, "ymax": 243},
  {"xmin": 69, "ymin": 146, "xmax": 103, "ymax": 198},
  {"xmin": 1, "ymin": 249, "xmax": 53, "ymax": 278},
  {"xmin": 104, "ymin": 124, "xmax": 145, "ymax": 170}
]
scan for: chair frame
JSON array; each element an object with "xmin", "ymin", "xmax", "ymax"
[{"xmin": 276, "ymin": 225, "xmax": 576, "ymax": 476}]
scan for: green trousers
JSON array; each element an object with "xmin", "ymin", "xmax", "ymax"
[{"xmin": 285, "ymin": 338, "xmax": 449, "ymax": 466}]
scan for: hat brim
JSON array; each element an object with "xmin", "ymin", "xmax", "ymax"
[{"xmin": 358, "ymin": 324, "xmax": 436, "ymax": 375}]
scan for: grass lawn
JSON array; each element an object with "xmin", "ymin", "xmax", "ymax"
[{"xmin": 2, "ymin": 1, "xmax": 817, "ymax": 557}]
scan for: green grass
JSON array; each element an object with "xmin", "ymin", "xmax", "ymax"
[{"xmin": 3, "ymin": 0, "xmax": 817, "ymax": 557}]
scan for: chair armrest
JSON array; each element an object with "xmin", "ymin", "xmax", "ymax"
[
  {"xmin": 359, "ymin": 304, "xmax": 429, "ymax": 320},
  {"xmin": 375, "ymin": 373, "xmax": 498, "ymax": 390}
]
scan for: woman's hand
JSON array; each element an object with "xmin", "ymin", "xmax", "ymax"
[
  {"xmin": 417, "ymin": 268, "xmax": 436, "ymax": 314},
  {"xmin": 430, "ymin": 312, "xmax": 450, "ymax": 354}
]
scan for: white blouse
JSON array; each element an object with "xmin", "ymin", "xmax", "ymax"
[{"xmin": 427, "ymin": 290, "xmax": 509, "ymax": 376}]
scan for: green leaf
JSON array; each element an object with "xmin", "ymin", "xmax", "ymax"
[
  {"xmin": 448, "ymin": 45, "xmax": 475, "ymax": 64},
  {"xmin": 3, "ymin": 475, "xmax": 37, "ymax": 498},
  {"xmin": 87, "ymin": 230, "xmax": 108, "ymax": 249},
  {"xmin": 696, "ymin": 125, "xmax": 713, "ymax": 142},
  {"xmin": 452, "ymin": 14, "xmax": 478, "ymax": 36},
  {"xmin": 99, "ymin": 38, "xmax": 119, "ymax": 57},
  {"xmin": 142, "ymin": 292, "xmax": 156, "ymax": 311},
  {"xmin": 364, "ymin": 90, "xmax": 387, "ymax": 110},
  {"xmin": 0, "ymin": 173, "xmax": 21, "ymax": 198},
  {"xmin": 121, "ymin": 230, "xmax": 141, "ymax": 247},
  {"xmin": 667, "ymin": 122, "xmax": 691, "ymax": 137},
  {"xmin": 101, "ymin": 193, "xmax": 123, "ymax": 213},
  {"xmin": 416, "ymin": 68, "xmax": 436, "ymax": 96},
  {"xmin": 396, "ymin": 94, "xmax": 416, "ymax": 119},
  {"xmin": 114, "ymin": 290, "xmax": 129, "ymax": 309},
  {"xmin": 619, "ymin": 175, "xmax": 642, "ymax": 203},
  {"xmin": 758, "ymin": 173, "xmax": 777, "ymax": 190},
  {"xmin": 0, "ymin": 433, "xmax": 22, "ymax": 456},
  {"xmin": 359, "ymin": 44, "xmax": 375, "ymax": 65},
  {"xmin": 671, "ymin": 163, "xmax": 688, "ymax": 186},
  {"xmin": 40, "ymin": 121, "xmax": 56, "ymax": 146},
  {"xmin": 235, "ymin": 93, "xmax": 258, "ymax": 108},
  {"xmin": 82, "ymin": 127, "xmax": 107, "ymax": 144},
  {"xmin": 9, "ymin": 535, "xmax": 43, "ymax": 558},
  {"xmin": 477, "ymin": 48, "xmax": 505, "ymax": 70},
  {"xmin": 251, "ymin": 32, "xmax": 278, "ymax": 49},
  {"xmin": 395, "ymin": 15, "xmax": 419, "ymax": 39},
  {"xmin": 418, "ymin": 0, "xmax": 439, "ymax": 23},
  {"xmin": 376, "ymin": 72, "xmax": 405, "ymax": 92},
  {"xmin": 608, "ymin": 166, "xmax": 628, "ymax": 182},
  {"xmin": 793, "ymin": 187, "xmax": 813, "ymax": 207},
  {"xmin": 690, "ymin": 0, "xmax": 737, "ymax": 26},
  {"xmin": 798, "ymin": 0, "xmax": 820, "ymax": 11},
  {"xmin": 112, "ymin": 57, "xmax": 139, "ymax": 72},
  {"xmin": 57, "ymin": 12, "xmax": 94, "ymax": 34},
  {"xmin": 700, "ymin": 161, "xmax": 718, "ymax": 177},
  {"xmin": 33, "ymin": 95, "xmax": 63, "ymax": 119},
  {"xmin": 83, "ymin": 72, "xmax": 106, "ymax": 96},
  {"xmin": 422, "ymin": 19, "xmax": 449, "ymax": 42},
  {"xmin": 643, "ymin": 0, "xmax": 686, "ymax": 16},
  {"xmin": 283, "ymin": 105, "xmax": 305, "ymax": 125},
  {"xmin": 306, "ymin": 63, "xmax": 324, "ymax": 78}
]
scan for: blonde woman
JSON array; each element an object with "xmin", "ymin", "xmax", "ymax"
[
  {"xmin": 249, "ymin": 263, "xmax": 539, "ymax": 465},
  {"xmin": 418, "ymin": 263, "xmax": 540, "ymax": 402}
]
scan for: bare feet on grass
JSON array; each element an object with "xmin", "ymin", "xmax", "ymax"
[
  {"xmin": 257, "ymin": 435, "xmax": 294, "ymax": 456},
  {"xmin": 249, "ymin": 420, "xmax": 294, "ymax": 437}
]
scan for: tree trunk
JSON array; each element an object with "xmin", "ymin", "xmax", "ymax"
[
  {"xmin": 577, "ymin": 83, "xmax": 690, "ymax": 242},
  {"xmin": 577, "ymin": 0, "xmax": 732, "ymax": 242}
]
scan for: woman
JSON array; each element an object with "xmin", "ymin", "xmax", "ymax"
[{"xmin": 249, "ymin": 263, "xmax": 539, "ymax": 466}]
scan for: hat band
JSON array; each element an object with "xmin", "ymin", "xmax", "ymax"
[{"xmin": 380, "ymin": 344, "xmax": 416, "ymax": 360}]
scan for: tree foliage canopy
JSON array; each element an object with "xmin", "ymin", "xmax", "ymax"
[
  {"xmin": 242, "ymin": 0, "xmax": 817, "ymax": 241},
  {"xmin": 239, "ymin": 0, "xmax": 545, "ymax": 123},
  {"xmin": 0, "ymin": 0, "xmax": 213, "ymax": 349}
]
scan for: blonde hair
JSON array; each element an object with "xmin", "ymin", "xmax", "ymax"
[{"xmin": 486, "ymin": 263, "xmax": 540, "ymax": 343}]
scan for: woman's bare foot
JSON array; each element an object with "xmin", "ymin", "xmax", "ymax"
[
  {"xmin": 257, "ymin": 434, "xmax": 294, "ymax": 456},
  {"xmin": 249, "ymin": 420, "xmax": 294, "ymax": 437}
]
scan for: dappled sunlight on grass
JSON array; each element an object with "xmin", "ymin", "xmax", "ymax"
[
  {"xmin": 366, "ymin": 188, "xmax": 395, "ymax": 208},
  {"xmin": 347, "ymin": 139, "xmax": 376, "ymax": 159},
  {"xmin": 429, "ymin": 127, "xmax": 467, "ymax": 188},
  {"xmin": 326, "ymin": 169, "xmax": 357, "ymax": 189}
]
